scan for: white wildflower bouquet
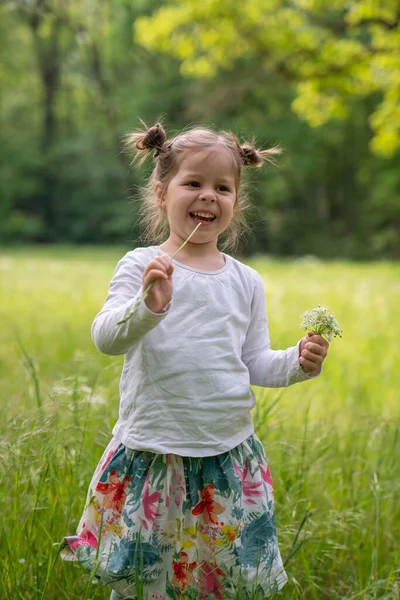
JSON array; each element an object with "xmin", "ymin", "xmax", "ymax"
[{"xmin": 300, "ymin": 305, "xmax": 342, "ymax": 342}]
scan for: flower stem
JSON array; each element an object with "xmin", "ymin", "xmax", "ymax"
[
  {"xmin": 117, "ymin": 222, "xmax": 202, "ymax": 325},
  {"xmin": 169, "ymin": 222, "xmax": 203, "ymax": 261}
]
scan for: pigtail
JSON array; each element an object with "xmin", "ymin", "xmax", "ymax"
[
  {"xmin": 124, "ymin": 120, "xmax": 167, "ymax": 165},
  {"xmin": 239, "ymin": 140, "xmax": 282, "ymax": 168}
]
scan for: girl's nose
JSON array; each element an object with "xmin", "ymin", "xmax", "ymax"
[{"xmin": 199, "ymin": 189, "xmax": 216, "ymax": 202}]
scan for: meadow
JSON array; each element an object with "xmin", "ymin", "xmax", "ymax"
[{"xmin": 1, "ymin": 247, "xmax": 399, "ymax": 599}]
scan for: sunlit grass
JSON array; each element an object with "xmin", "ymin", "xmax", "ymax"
[{"xmin": 1, "ymin": 247, "xmax": 399, "ymax": 599}]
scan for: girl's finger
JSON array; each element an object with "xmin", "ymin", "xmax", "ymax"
[
  {"xmin": 148, "ymin": 254, "xmax": 174, "ymax": 275},
  {"xmin": 301, "ymin": 350, "xmax": 319, "ymax": 365},
  {"xmin": 304, "ymin": 342, "xmax": 326, "ymax": 355},
  {"xmin": 144, "ymin": 260, "xmax": 168, "ymax": 277},
  {"xmin": 143, "ymin": 269, "xmax": 168, "ymax": 285},
  {"xmin": 158, "ymin": 255, "xmax": 174, "ymax": 275},
  {"xmin": 299, "ymin": 357, "xmax": 319, "ymax": 372},
  {"xmin": 308, "ymin": 334, "xmax": 329, "ymax": 348}
]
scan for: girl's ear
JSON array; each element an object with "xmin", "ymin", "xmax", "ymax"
[{"xmin": 154, "ymin": 182, "xmax": 166, "ymax": 208}]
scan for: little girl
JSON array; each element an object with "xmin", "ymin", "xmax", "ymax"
[{"xmin": 63, "ymin": 122, "xmax": 328, "ymax": 599}]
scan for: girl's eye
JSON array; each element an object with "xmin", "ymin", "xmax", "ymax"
[
  {"xmin": 217, "ymin": 185, "xmax": 230, "ymax": 192},
  {"xmin": 186, "ymin": 181, "xmax": 200, "ymax": 188}
]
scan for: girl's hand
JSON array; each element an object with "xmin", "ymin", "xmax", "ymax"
[
  {"xmin": 298, "ymin": 331, "xmax": 329, "ymax": 374},
  {"xmin": 142, "ymin": 255, "xmax": 174, "ymax": 313}
]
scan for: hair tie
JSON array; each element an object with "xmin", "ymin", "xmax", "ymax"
[{"xmin": 154, "ymin": 139, "xmax": 174, "ymax": 157}]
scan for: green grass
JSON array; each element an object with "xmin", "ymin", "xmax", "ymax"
[{"xmin": 1, "ymin": 247, "xmax": 399, "ymax": 599}]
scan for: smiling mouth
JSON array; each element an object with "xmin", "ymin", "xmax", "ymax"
[{"xmin": 189, "ymin": 212, "xmax": 216, "ymax": 223}]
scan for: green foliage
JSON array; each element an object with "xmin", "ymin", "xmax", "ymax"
[
  {"xmin": 135, "ymin": 0, "xmax": 400, "ymax": 157},
  {"xmin": 0, "ymin": 0, "xmax": 399, "ymax": 256}
]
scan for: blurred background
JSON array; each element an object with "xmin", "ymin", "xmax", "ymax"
[{"xmin": 1, "ymin": 0, "xmax": 399, "ymax": 258}]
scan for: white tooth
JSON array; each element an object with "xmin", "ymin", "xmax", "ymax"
[{"xmin": 194, "ymin": 212, "xmax": 214, "ymax": 218}]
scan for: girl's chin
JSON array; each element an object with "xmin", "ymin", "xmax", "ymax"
[{"xmin": 172, "ymin": 226, "xmax": 218, "ymax": 246}]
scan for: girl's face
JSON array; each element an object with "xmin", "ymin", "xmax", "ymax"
[{"xmin": 155, "ymin": 149, "xmax": 237, "ymax": 251}]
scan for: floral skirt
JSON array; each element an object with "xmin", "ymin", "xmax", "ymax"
[{"xmin": 62, "ymin": 433, "xmax": 288, "ymax": 599}]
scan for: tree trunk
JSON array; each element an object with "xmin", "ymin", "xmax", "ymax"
[
  {"xmin": 28, "ymin": 5, "xmax": 62, "ymax": 240},
  {"xmin": 89, "ymin": 39, "xmax": 125, "ymax": 167}
]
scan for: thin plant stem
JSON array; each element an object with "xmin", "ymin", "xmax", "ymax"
[
  {"xmin": 16, "ymin": 333, "xmax": 43, "ymax": 419},
  {"xmin": 117, "ymin": 222, "xmax": 202, "ymax": 325},
  {"xmin": 283, "ymin": 509, "xmax": 312, "ymax": 567},
  {"xmin": 39, "ymin": 542, "xmax": 63, "ymax": 600}
]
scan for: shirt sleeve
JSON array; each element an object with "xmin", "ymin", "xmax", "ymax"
[
  {"xmin": 91, "ymin": 250, "xmax": 171, "ymax": 356},
  {"xmin": 241, "ymin": 273, "xmax": 319, "ymax": 387}
]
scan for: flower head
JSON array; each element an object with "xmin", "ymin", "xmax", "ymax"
[
  {"xmin": 172, "ymin": 552, "xmax": 197, "ymax": 591},
  {"xmin": 192, "ymin": 484, "xmax": 224, "ymax": 525},
  {"xmin": 95, "ymin": 470, "xmax": 130, "ymax": 513},
  {"xmin": 300, "ymin": 305, "xmax": 342, "ymax": 342}
]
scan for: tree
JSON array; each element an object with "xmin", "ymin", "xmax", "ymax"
[{"xmin": 135, "ymin": 0, "xmax": 400, "ymax": 157}]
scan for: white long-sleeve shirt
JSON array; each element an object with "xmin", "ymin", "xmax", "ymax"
[{"xmin": 92, "ymin": 246, "xmax": 314, "ymax": 456}]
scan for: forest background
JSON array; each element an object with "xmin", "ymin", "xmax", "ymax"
[{"xmin": 1, "ymin": 0, "xmax": 399, "ymax": 258}]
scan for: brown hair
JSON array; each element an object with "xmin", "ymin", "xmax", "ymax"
[{"xmin": 124, "ymin": 120, "xmax": 281, "ymax": 252}]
